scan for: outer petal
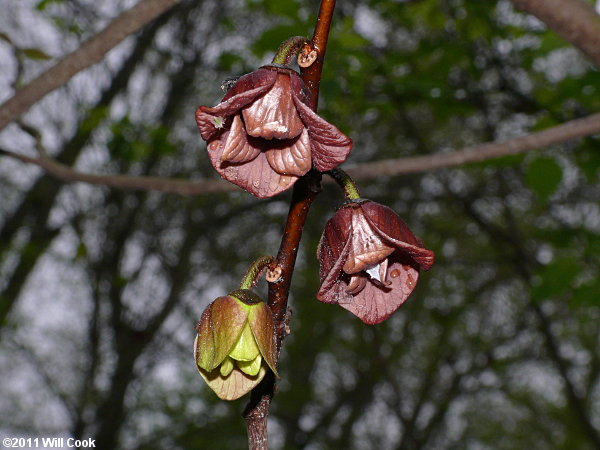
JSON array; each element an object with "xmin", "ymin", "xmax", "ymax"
[
  {"xmin": 248, "ymin": 302, "xmax": 278, "ymax": 377},
  {"xmin": 209, "ymin": 296, "xmax": 249, "ymax": 371},
  {"xmin": 317, "ymin": 206, "xmax": 353, "ymax": 284},
  {"xmin": 221, "ymin": 115, "xmax": 261, "ymax": 163},
  {"xmin": 197, "ymin": 364, "xmax": 267, "ymax": 401},
  {"xmin": 361, "ymin": 202, "xmax": 435, "ymax": 270},
  {"xmin": 317, "ymin": 234, "xmax": 353, "ymax": 305},
  {"xmin": 207, "ymin": 136, "xmax": 298, "ymax": 198},
  {"xmin": 264, "ymin": 128, "xmax": 312, "ymax": 176},
  {"xmin": 318, "ymin": 253, "xmax": 420, "ymax": 325},
  {"xmin": 242, "ymin": 72, "xmax": 304, "ymax": 140},
  {"xmin": 196, "ymin": 69, "xmax": 278, "ymax": 141},
  {"xmin": 292, "ymin": 95, "xmax": 352, "ymax": 172},
  {"xmin": 195, "ymin": 306, "xmax": 216, "ymax": 371},
  {"xmin": 343, "ymin": 206, "xmax": 395, "ymax": 274}
]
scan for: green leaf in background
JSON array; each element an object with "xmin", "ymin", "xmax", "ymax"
[
  {"xmin": 532, "ymin": 257, "xmax": 583, "ymax": 302},
  {"xmin": 0, "ymin": 32, "xmax": 13, "ymax": 44},
  {"xmin": 21, "ymin": 47, "xmax": 52, "ymax": 60},
  {"xmin": 525, "ymin": 156, "xmax": 563, "ymax": 199},
  {"xmin": 576, "ymin": 146, "xmax": 600, "ymax": 182}
]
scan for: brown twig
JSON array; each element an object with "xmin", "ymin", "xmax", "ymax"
[
  {"xmin": 242, "ymin": 1, "xmax": 337, "ymax": 448},
  {"xmin": 0, "ymin": 0, "xmax": 180, "ymax": 132},
  {"xmin": 3, "ymin": 109, "xmax": 599, "ymax": 194}
]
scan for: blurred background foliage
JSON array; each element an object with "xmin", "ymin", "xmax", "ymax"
[{"xmin": 1, "ymin": 0, "xmax": 599, "ymax": 448}]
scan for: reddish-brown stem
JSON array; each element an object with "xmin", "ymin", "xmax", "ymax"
[
  {"xmin": 242, "ymin": 1, "xmax": 337, "ymax": 448},
  {"xmin": 300, "ymin": 0, "xmax": 337, "ymax": 108}
]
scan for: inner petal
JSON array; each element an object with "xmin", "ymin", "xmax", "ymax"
[
  {"xmin": 221, "ymin": 115, "xmax": 261, "ymax": 163},
  {"xmin": 242, "ymin": 74, "xmax": 304, "ymax": 140},
  {"xmin": 343, "ymin": 209, "xmax": 395, "ymax": 274},
  {"xmin": 346, "ymin": 273, "xmax": 367, "ymax": 295},
  {"xmin": 265, "ymin": 129, "xmax": 312, "ymax": 176},
  {"xmin": 229, "ymin": 323, "xmax": 260, "ymax": 362}
]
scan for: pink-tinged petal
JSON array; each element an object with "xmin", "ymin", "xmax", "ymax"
[
  {"xmin": 317, "ymin": 236, "xmax": 352, "ymax": 305},
  {"xmin": 207, "ymin": 135, "xmax": 298, "ymax": 198},
  {"xmin": 221, "ymin": 115, "xmax": 261, "ymax": 163},
  {"xmin": 317, "ymin": 206, "xmax": 353, "ymax": 281},
  {"xmin": 341, "ymin": 260, "xmax": 420, "ymax": 325},
  {"xmin": 264, "ymin": 128, "xmax": 312, "ymax": 176},
  {"xmin": 292, "ymin": 95, "xmax": 352, "ymax": 172},
  {"xmin": 197, "ymin": 364, "xmax": 267, "ymax": 401},
  {"xmin": 343, "ymin": 207, "xmax": 395, "ymax": 274},
  {"xmin": 288, "ymin": 70, "xmax": 313, "ymax": 109},
  {"xmin": 242, "ymin": 73, "xmax": 304, "ymax": 140},
  {"xmin": 361, "ymin": 202, "xmax": 435, "ymax": 271},
  {"xmin": 196, "ymin": 69, "xmax": 278, "ymax": 141},
  {"xmin": 346, "ymin": 273, "xmax": 367, "ymax": 295},
  {"xmin": 318, "ymin": 252, "xmax": 421, "ymax": 325},
  {"xmin": 221, "ymin": 68, "xmax": 278, "ymax": 103}
]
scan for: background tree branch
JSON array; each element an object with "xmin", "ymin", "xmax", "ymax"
[
  {"xmin": 3, "ymin": 110, "xmax": 599, "ymax": 195},
  {"xmin": 511, "ymin": 0, "xmax": 600, "ymax": 69},
  {"xmin": 0, "ymin": 0, "xmax": 180, "ymax": 132}
]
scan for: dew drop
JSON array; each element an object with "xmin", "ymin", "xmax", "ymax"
[{"xmin": 390, "ymin": 269, "xmax": 401, "ymax": 278}]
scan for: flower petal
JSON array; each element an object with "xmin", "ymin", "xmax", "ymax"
[
  {"xmin": 196, "ymin": 68, "xmax": 278, "ymax": 141},
  {"xmin": 317, "ymin": 206, "xmax": 353, "ymax": 285},
  {"xmin": 194, "ymin": 307, "xmax": 216, "ymax": 372},
  {"xmin": 229, "ymin": 323, "xmax": 260, "ymax": 362},
  {"xmin": 221, "ymin": 115, "xmax": 261, "ymax": 163},
  {"xmin": 197, "ymin": 364, "xmax": 267, "ymax": 401},
  {"xmin": 242, "ymin": 72, "xmax": 304, "ymax": 140},
  {"xmin": 237, "ymin": 355, "xmax": 262, "ymax": 377},
  {"xmin": 319, "ymin": 253, "xmax": 421, "ymax": 325},
  {"xmin": 264, "ymin": 128, "xmax": 312, "ymax": 176},
  {"xmin": 293, "ymin": 95, "xmax": 352, "ymax": 172},
  {"xmin": 207, "ymin": 134, "xmax": 299, "ymax": 198},
  {"xmin": 361, "ymin": 202, "xmax": 435, "ymax": 270},
  {"xmin": 209, "ymin": 296, "xmax": 249, "ymax": 370},
  {"xmin": 343, "ymin": 207, "xmax": 395, "ymax": 274},
  {"xmin": 248, "ymin": 302, "xmax": 278, "ymax": 376}
]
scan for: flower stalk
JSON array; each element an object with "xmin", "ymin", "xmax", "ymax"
[
  {"xmin": 328, "ymin": 168, "xmax": 361, "ymax": 200},
  {"xmin": 272, "ymin": 36, "xmax": 309, "ymax": 66},
  {"xmin": 239, "ymin": 256, "xmax": 275, "ymax": 290}
]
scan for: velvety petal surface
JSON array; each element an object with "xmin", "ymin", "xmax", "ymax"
[
  {"xmin": 243, "ymin": 73, "xmax": 304, "ymax": 140},
  {"xmin": 264, "ymin": 128, "xmax": 312, "ymax": 176},
  {"xmin": 196, "ymin": 68, "xmax": 278, "ymax": 141},
  {"xmin": 340, "ymin": 257, "xmax": 420, "ymax": 324},
  {"xmin": 207, "ymin": 133, "xmax": 299, "ymax": 198},
  {"xmin": 343, "ymin": 207, "xmax": 395, "ymax": 274},
  {"xmin": 318, "ymin": 253, "xmax": 420, "ymax": 325},
  {"xmin": 361, "ymin": 202, "xmax": 435, "ymax": 270},
  {"xmin": 220, "ymin": 115, "xmax": 261, "ymax": 163},
  {"xmin": 197, "ymin": 363, "xmax": 267, "ymax": 401},
  {"xmin": 293, "ymin": 95, "xmax": 352, "ymax": 172},
  {"xmin": 208, "ymin": 296, "xmax": 249, "ymax": 370},
  {"xmin": 248, "ymin": 302, "xmax": 278, "ymax": 376}
]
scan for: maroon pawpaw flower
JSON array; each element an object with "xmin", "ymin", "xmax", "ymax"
[
  {"xmin": 317, "ymin": 200, "xmax": 434, "ymax": 325},
  {"xmin": 196, "ymin": 65, "xmax": 352, "ymax": 198}
]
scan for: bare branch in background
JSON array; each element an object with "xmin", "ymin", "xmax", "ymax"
[
  {"xmin": 2, "ymin": 110, "xmax": 599, "ymax": 195},
  {"xmin": 511, "ymin": 0, "xmax": 600, "ymax": 69},
  {"xmin": 0, "ymin": 0, "xmax": 180, "ymax": 132}
]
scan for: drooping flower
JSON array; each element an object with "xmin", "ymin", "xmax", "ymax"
[
  {"xmin": 317, "ymin": 200, "xmax": 434, "ymax": 325},
  {"xmin": 194, "ymin": 292, "xmax": 278, "ymax": 401},
  {"xmin": 196, "ymin": 65, "xmax": 352, "ymax": 198}
]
